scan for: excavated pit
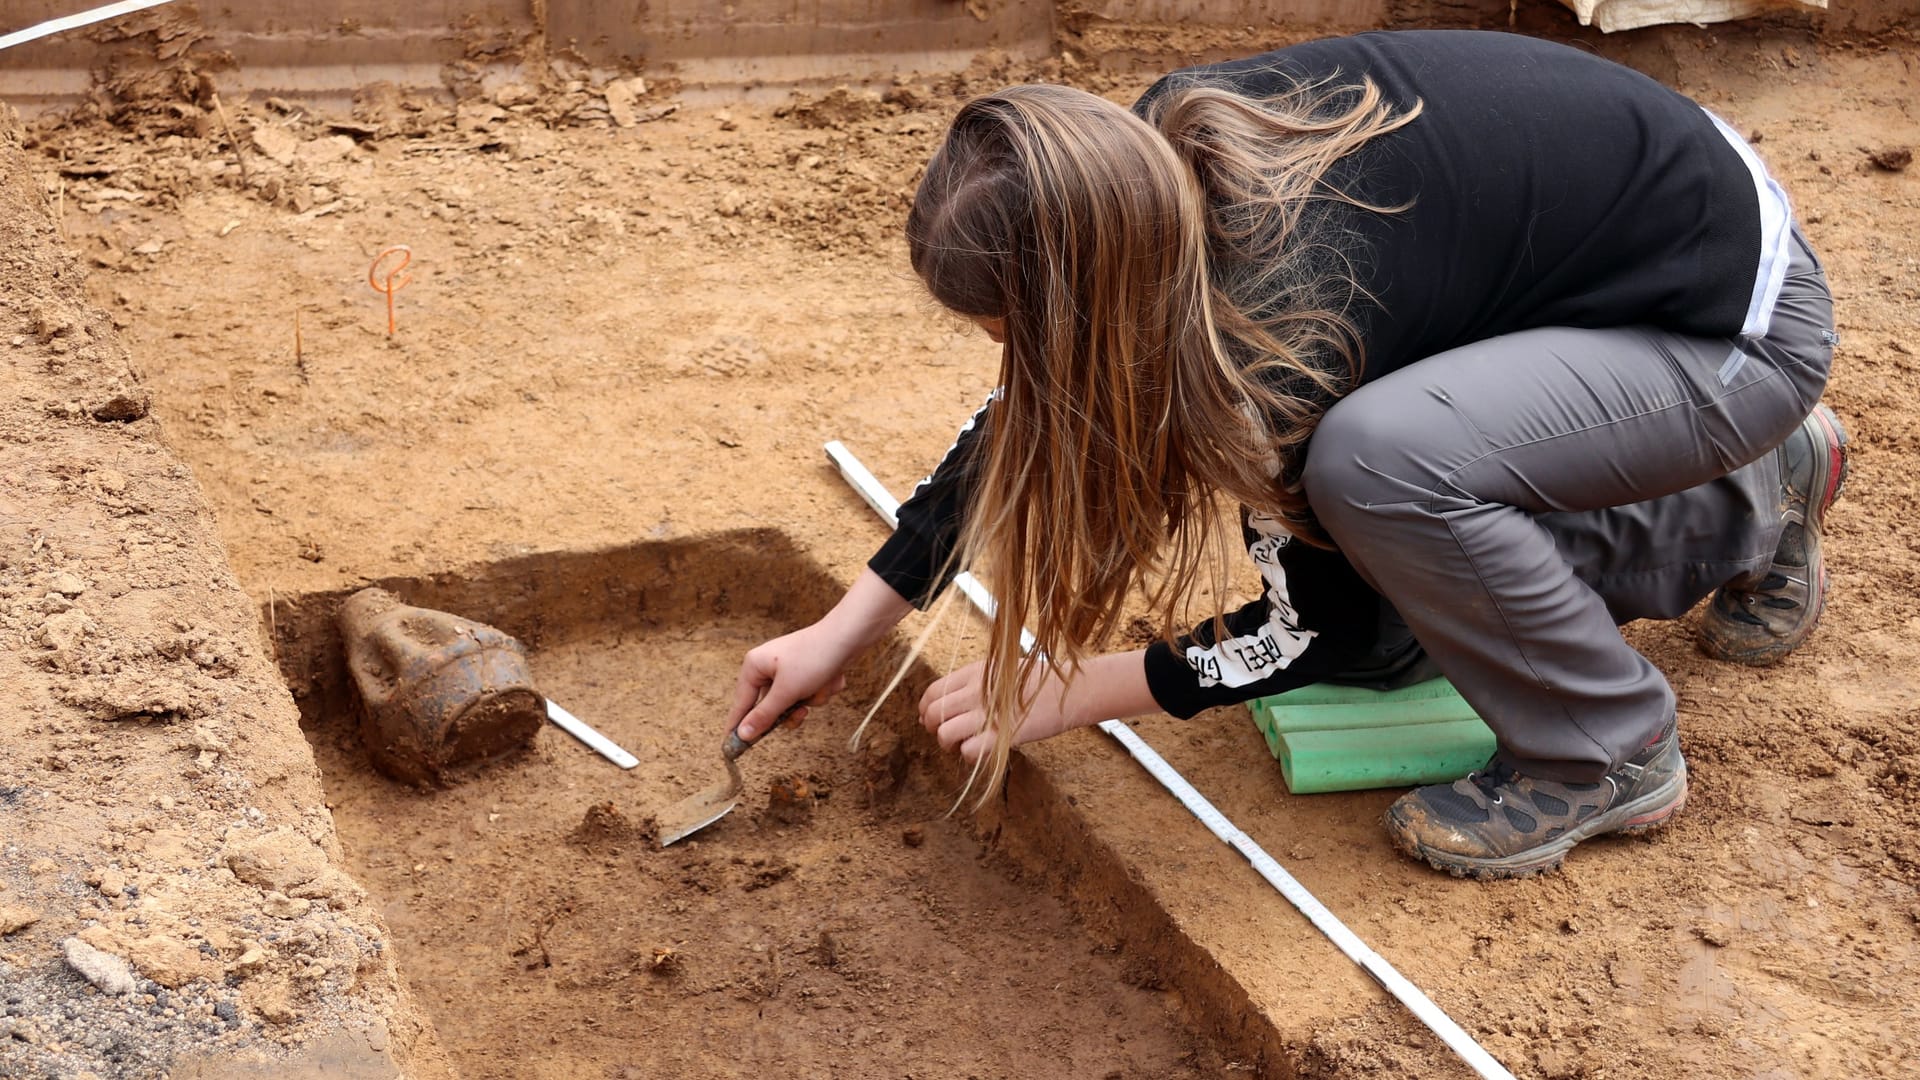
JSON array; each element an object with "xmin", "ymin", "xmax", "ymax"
[
  {"xmin": 8, "ymin": 1, "xmax": 1920, "ymax": 1076},
  {"xmin": 263, "ymin": 532, "xmax": 1244, "ymax": 1079}
]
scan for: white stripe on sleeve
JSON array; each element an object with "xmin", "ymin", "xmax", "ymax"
[{"xmin": 1180, "ymin": 511, "xmax": 1318, "ymax": 689}]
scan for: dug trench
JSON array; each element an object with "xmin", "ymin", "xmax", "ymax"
[
  {"xmin": 263, "ymin": 531, "xmax": 1255, "ymax": 1078},
  {"xmin": 9, "ymin": 3, "xmax": 1920, "ymax": 1076}
]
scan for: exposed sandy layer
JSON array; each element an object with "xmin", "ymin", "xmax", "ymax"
[
  {"xmin": 0, "ymin": 112, "xmax": 448, "ymax": 1080},
  {"xmin": 5, "ymin": 11, "xmax": 1920, "ymax": 1080},
  {"xmin": 310, "ymin": 608, "xmax": 1227, "ymax": 1078}
]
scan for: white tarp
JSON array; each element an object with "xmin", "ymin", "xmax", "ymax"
[{"xmin": 1558, "ymin": 0, "xmax": 1827, "ymax": 31}]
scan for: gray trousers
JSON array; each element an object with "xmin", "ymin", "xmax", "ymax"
[{"xmin": 1302, "ymin": 227, "xmax": 1835, "ymax": 782}]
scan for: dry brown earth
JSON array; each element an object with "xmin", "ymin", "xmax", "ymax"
[{"xmin": 2, "ymin": 8, "xmax": 1917, "ymax": 1079}]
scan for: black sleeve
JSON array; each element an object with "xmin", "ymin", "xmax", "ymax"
[
  {"xmin": 867, "ymin": 393, "xmax": 995, "ymax": 608},
  {"xmin": 1142, "ymin": 512, "xmax": 1381, "ymax": 719}
]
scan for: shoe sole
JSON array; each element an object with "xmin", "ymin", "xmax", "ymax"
[
  {"xmin": 1386, "ymin": 765, "xmax": 1688, "ymax": 881},
  {"xmin": 1698, "ymin": 404, "xmax": 1851, "ymax": 667}
]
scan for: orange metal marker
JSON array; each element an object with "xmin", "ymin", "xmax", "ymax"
[{"xmin": 368, "ymin": 245, "xmax": 413, "ymax": 337}]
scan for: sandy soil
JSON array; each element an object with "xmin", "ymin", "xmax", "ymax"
[
  {"xmin": 309, "ymin": 608, "xmax": 1222, "ymax": 1079},
  {"xmin": 0, "ymin": 114, "xmax": 446, "ymax": 1079},
  {"xmin": 6, "ymin": 10, "xmax": 1919, "ymax": 1080}
]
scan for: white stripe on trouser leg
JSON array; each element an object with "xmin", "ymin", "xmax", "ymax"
[{"xmin": 1717, "ymin": 346, "xmax": 1749, "ymax": 386}]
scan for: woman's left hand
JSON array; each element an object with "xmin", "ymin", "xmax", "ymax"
[
  {"xmin": 917, "ymin": 660, "xmax": 1082, "ymax": 763},
  {"xmin": 917, "ymin": 649, "xmax": 1160, "ymax": 763}
]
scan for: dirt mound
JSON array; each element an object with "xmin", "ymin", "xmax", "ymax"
[{"xmin": 0, "ymin": 108, "xmax": 447, "ymax": 1078}]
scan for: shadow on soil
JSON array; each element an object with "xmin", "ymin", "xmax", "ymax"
[{"xmin": 255, "ymin": 530, "xmax": 1289, "ymax": 1077}]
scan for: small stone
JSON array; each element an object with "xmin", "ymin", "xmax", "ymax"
[
  {"xmin": 37, "ymin": 609, "xmax": 92, "ymax": 653},
  {"xmin": 603, "ymin": 78, "xmax": 639, "ymax": 128},
  {"xmin": 494, "ymin": 83, "xmax": 539, "ymax": 108},
  {"xmin": 261, "ymin": 891, "xmax": 310, "ymax": 919},
  {"xmin": 121, "ymin": 934, "xmax": 214, "ymax": 988},
  {"xmin": 48, "ymin": 571, "xmax": 86, "ymax": 597},
  {"xmin": 455, "ymin": 102, "xmax": 507, "ymax": 131},
  {"xmin": 223, "ymin": 827, "xmax": 328, "ymax": 894},
  {"xmin": 766, "ymin": 775, "xmax": 815, "ymax": 825},
  {"xmin": 1693, "ymin": 923, "xmax": 1732, "ymax": 948},
  {"xmin": 91, "ymin": 391, "xmax": 152, "ymax": 422},
  {"xmin": 296, "ymin": 135, "xmax": 357, "ymax": 166},
  {"xmin": 901, "ymin": 825, "xmax": 925, "ymax": 848},
  {"xmin": 0, "ymin": 903, "xmax": 41, "ymax": 935},
  {"xmin": 213, "ymin": 1000, "xmax": 238, "ymax": 1023},
  {"xmin": 247, "ymin": 977, "xmax": 298, "ymax": 1025},
  {"xmin": 230, "ymin": 944, "xmax": 269, "ymax": 977},
  {"xmin": 96, "ymin": 869, "xmax": 126, "ymax": 898},
  {"xmin": 882, "ymin": 83, "xmax": 927, "ymax": 110},
  {"xmin": 250, "ymin": 124, "xmax": 299, "ymax": 167},
  {"xmin": 63, "ymin": 938, "xmax": 138, "ymax": 996}
]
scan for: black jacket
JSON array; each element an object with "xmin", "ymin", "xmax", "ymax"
[{"xmin": 870, "ymin": 30, "xmax": 1771, "ymax": 718}]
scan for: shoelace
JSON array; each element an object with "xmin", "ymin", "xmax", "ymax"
[
  {"xmin": 1467, "ymin": 759, "xmax": 1521, "ymax": 805},
  {"xmin": 1741, "ymin": 572, "xmax": 1804, "ymax": 611}
]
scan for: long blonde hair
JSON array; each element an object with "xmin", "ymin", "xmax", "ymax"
[{"xmin": 905, "ymin": 75, "xmax": 1418, "ymax": 804}]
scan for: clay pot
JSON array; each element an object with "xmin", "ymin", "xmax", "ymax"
[{"xmin": 337, "ymin": 588, "xmax": 545, "ymax": 785}]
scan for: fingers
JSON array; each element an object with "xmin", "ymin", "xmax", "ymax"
[
  {"xmin": 919, "ymin": 661, "xmax": 997, "ymax": 759},
  {"xmin": 959, "ymin": 729, "xmax": 994, "ymax": 764},
  {"xmin": 740, "ymin": 692, "xmax": 800, "ymax": 743},
  {"xmin": 919, "ymin": 662, "xmax": 981, "ymax": 726},
  {"xmin": 735, "ymin": 669, "xmax": 851, "ymax": 742},
  {"xmin": 726, "ymin": 651, "xmax": 774, "ymax": 737}
]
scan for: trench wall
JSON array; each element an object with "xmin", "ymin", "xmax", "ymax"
[
  {"xmin": 0, "ymin": 109, "xmax": 447, "ymax": 1080},
  {"xmin": 7, "ymin": 0, "xmax": 1907, "ymax": 112}
]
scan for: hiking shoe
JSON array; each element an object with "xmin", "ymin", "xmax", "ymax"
[
  {"xmin": 1699, "ymin": 403, "xmax": 1850, "ymax": 666},
  {"xmin": 1383, "ymin": 721, "xmax": 1687, "ymax": 879}
]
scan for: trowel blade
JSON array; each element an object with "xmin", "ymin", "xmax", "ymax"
[{"xmin": 655, "ymin": 756, "xmax": 744, "ymax": 848}]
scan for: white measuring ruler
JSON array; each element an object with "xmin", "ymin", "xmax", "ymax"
[
  {"xmin": 1, "ymin": 1, "xmax": 179, "ymax": 52},
  {"xmin": 824, "ymin": 439, "xmax": 1516, "ymax": 1080}
]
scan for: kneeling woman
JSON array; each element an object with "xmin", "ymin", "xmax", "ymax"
[{"xmin": 725, "ymin": 29, "xmax": 1845, "ymax": 879}]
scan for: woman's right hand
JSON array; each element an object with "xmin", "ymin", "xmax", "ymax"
[
  {"xmin": 723, "ymin": 568, "xmax": 916, "ymax": 745},
  {"xmin": 724, "ymin": 622, "xmax": 857, "ymax": 744}
]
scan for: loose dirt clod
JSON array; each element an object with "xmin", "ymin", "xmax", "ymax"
[
  {"xmin": 1867, "ymin": 145, "xmax": 1912, "ymax": 171},
  {"xmin": 766, "ymin": 774, "xmax": 817, "ymax": 824},
  {"xmin": 569, "ymin": 800, "xmax": 642, "ymax": 847}
]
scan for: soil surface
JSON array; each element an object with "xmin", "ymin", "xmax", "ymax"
[
  {"xmin": 6, "ymin": 10, "xmax": 1920, "ymax": 1080},
  {"xmin": 308, "ymin": 610, "xmax": 1221, "ymax": 1079},
  {"xmin": 0, "ymin": 114, "xmax": 445, "ymax": 1080}
]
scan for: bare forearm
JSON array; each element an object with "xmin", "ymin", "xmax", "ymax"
[
  {"xmin": 819, "ymin": 568, "xmax": 917, "ymax": 653},
  {"xmin": 1058, "ymin": 649, "xmax": 1161, "ymax": 731}
]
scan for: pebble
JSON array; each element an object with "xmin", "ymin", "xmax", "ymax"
[
  {"xmin": 96, "ymin": 869, "xmax": 126, "ymax": 898},
  {"xmin": 62, "ymin": 938, "xmax": 138, "ymax": 996},
  {"xmin": 213, "ymin": 1001, "xmax": 237, "ymax": 1024},
  {"xmin": 0, "ymin": 902, "xmax": 42, "ymax": 935}
]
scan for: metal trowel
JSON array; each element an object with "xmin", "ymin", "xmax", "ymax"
[{"xmin": 655, "ymin": 704, "xmax": 798, "ymax": 847}]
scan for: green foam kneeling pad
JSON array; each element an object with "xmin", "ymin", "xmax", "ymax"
[{"xmin": 1249, "ymin": 677, "xmax": 1496, "ymax": 794}]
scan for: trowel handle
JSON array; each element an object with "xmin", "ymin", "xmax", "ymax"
[{"xmin": 722, "ymin": 702, "xmax": 803, "ymax": 760}]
